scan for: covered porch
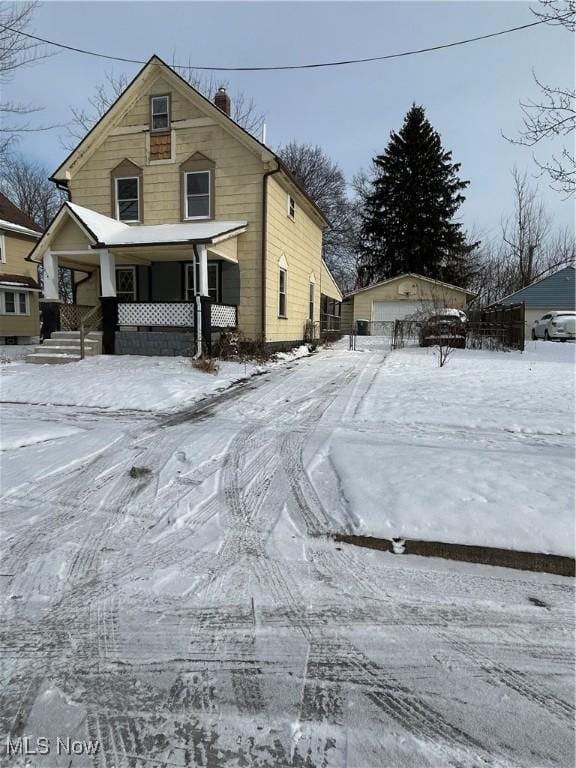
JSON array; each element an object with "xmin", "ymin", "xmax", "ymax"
[{"xmin": 33, "ymin": 202, "xmax": 246, "ymax": 357}]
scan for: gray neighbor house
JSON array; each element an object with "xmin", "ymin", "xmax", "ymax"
[{"xmin": 497, "ymin": 265, "xmax": 575, "ymax": 335}]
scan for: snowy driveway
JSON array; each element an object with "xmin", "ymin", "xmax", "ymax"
[{"xmin": 0, "ymin": 346, "xmax": 574, "ymax": 767}]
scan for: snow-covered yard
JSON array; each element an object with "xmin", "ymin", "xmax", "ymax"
[
  {"xmin": 313, "ymin": 341, "xmax": 575, "ymax": 556},
  {"xmin": 0, "ymin": 346, "xmax": 310, "ymax": 413}
]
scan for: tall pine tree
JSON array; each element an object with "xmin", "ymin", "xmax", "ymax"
[{"xmin": 360, "ymin": 105, "xmax": 477, "ymax": 286}]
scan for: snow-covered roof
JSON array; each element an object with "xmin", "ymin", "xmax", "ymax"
[
  {"xmin": 67, "ymin": 203, "xmax": 247, "ymax": 247},
  {"xmin": 0, "ymin": 218, "xmax": 41, "ymax": 238},
  {"xmin": 345, "ymin": 273, "xmax": 475, "ymax": 298}
]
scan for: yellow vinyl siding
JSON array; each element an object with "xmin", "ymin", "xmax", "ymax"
[
  {"xmin": 67, "ymin": 73, "xmax": 265, "ymax": 337},
  {"xmin": 0, "ymin": 292, "xmax": 39, "ymax": 337},
  {"xmin": 2, "ymin": 231, "xmax": 39, "ymax": 280},
  {"xmin": 265, "ymin": 176, "xmax": 323, "ymax": 342},
  {"xmin": 351, "ymin": 277, "xmax": 468, "ymax": 322},
  {"xmin": 0, "ymin": 231, "xmax": 40, "ymax": 337},
  {"xmin": 48, "ymin": 216, "xmax": 93, "ymax": 252}
]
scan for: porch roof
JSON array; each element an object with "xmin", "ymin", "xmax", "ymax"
[
  {"xmin": 67, "ymin": 203, "xmax": 247, "ymax": 248},
  {"xmin": 28, "ymin": 202, "xmax": 247, "ymax": 264}
]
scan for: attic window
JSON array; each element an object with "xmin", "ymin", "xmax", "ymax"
[
  {"xmin": 288, "ymin": 195, "xmax": 295, "ymax": 220},
  {"xmin": 151, "ymin": 95, "xmax": 170, "ymax": 132}
]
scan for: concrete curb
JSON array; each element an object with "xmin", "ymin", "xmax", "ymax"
[{"xmin": 332, "ymin": 533, "xmax": 575, "ymax": 577}]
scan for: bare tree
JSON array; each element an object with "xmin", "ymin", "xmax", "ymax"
[
  {"xmin": 277, "ymin": 141, "xmax": 361, "ymax": 291},
  {"xmin": 506, "ymin": 1, "xmax": 575, "ymax": 196},
  {"xmin": 470, "ymin": 169, "xmax": 574, "ymax": 305},
  {"xmin": 63, "ymin": 61, "xmax": 266, "ymax": 150},
  {"xmin": 0, "ymin": 153, "xmax": 66, "ymax": 228},
  {"xmin": 0, "ymin": 2, "xmax": 52, "ymax": 162}
]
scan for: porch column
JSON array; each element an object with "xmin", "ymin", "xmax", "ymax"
[
  {"xmin": 99, "ymin": 249, "xmax": 116, "ymax": 297},
  {"xmin": 197, "ymin": 244, "xmax": 208, "ymax": 297},
  {"xmin": 43, "ymin": 250, "xmax": 59, "ymax": 301}
]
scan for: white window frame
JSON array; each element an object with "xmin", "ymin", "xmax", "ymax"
[
  {"xmin": 115, "ymin": 177, "xmax": 140, "ymax": 223},
  {"xmin": 185, "ymin": 262, "xmax": 220, "ymax": 302},
  {"xmin": 115, "ymin": 266, "xmax": 136, "ymax": 302},
  {"xmin": 0, "ymin": 232, "xmax": 5, "ymax": 263},
  {"xmin": 287, "ymin": 194, "xmax": 295, "ymax": 221},
  {"xmin": 184, "ymin": 171, "xmax": 211, "ymax": 220},
  {"xmin": 0, "ymin": 289, "xmax": 29, "ymax": 315},
  {"xmin": 308, "ymin": 282, "xmax": 315, "ymax": 322},
  {"xmin": 151, "ymin": 94, "xmax": 170, "ymax": 133},
  {"xmin": 278, "ymin": 267, "xmax": 287, "ymax": 318}
]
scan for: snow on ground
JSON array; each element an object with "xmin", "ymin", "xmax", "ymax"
[
  {"xmin": 0, "ymin": 347, "xmax": 309, "ymax": 412},
  {"xmin": 316, "ymin": 340, "xmax": 575, "ymax": 556},
  {"xmin": 0, "ymin": 420, "xmax": 84, "ymax": 450},
  {"xmin": 0, "ymin": 343, "xmax": 573, "ymax": 767}
]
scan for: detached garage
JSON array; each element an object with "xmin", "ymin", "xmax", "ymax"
[{"xmin": 342, "ymin": 273, "xmax": 474, "ymax": 326}]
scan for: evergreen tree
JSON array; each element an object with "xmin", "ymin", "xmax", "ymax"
[{"xmin": 360, "ymin": 105, "xmax": 478, "ymax": 286}]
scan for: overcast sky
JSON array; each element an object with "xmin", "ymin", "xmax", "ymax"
[{"xmin": 6, "ymin": 1, "xmax": 574, "ymax": 236}]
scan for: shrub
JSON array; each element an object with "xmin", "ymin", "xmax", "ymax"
[
  {"xmin": 214, "ymin": 329, "xmax": 272, "ymax": 363},
  {"xmin": 192, "ymin": 357, "xmax": 220, "ymax": 374}
]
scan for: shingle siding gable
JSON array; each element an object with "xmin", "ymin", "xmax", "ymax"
[{"xmin": 500, "ymin": 266, "xmax": 575, "ymax": 309}]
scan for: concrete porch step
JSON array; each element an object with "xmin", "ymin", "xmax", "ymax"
[
  {"xmin": 26, "ymin": 352, "xmax": 81, "ymax": 364},
  {"xmin": 50, "ymin": 331, "xmax": 103, "ymax": 339},
  {"xmin": 35, "ymin": 344, "xmax": 99, "ymax": 356},
  {"xmin": 42, "ymin": 338, "xmax": 100, "ymax": 350}
]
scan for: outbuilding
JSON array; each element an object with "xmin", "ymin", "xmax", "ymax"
[{"xmin": 342, "ymin": 273, "xmax": 474, "ymax": 328}]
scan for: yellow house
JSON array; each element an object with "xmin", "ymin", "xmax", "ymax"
[
  {"xmin": 27, "ymin": 55, "xmax": 342, "ymax": 360},
  {"xmin": 0, "ymin": 193, "xmax": 41, "ymax": 345},
  {"xmin": 342, "ymin": 273, "xmax": 474, "ymax": 328}
]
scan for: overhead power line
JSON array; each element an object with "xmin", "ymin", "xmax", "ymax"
[{"xmin": 0, "ymin": 13, "xmax": 571, "ymax": 72}]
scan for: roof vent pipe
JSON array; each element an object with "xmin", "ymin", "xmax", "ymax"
[{"xmin": 214, "ymin": 87, "xmax": 231, "ymax": 116}]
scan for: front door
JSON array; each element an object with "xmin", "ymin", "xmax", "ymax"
[{"xmin": 116, "ymin": 267, "xmax": 136, "ymax": 302}]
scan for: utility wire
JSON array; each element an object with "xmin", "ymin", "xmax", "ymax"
[{"xmin": 0, "ymin": 13, "xmax": 571, "ymax": 72}]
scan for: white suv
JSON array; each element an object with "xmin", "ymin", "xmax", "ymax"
[{"xmin": 531, "ymin": 312, "xmax": 576, "ymax": 342}]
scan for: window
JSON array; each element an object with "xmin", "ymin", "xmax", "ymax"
[
  {"xmin": 309, "ymin": 283, "xmax": 315, "ymax": 321},
  {"xmin": 115, "ymin": 178, "xmax": 139, "ymax": 222},
  {"xmin": 0, "ymin": 232, "xmax": 5, "ymax": 263},
  {"xmin": 185, "ymin": 262, "xmax": 220, "ymax": 302},
  {"xmin": 288, "ymin": 195, "xmax": 295, "ymax": 220},
  {"xmin": 184, "ymin": 171, "xmax": 211, "ymax": 219},
  {"xmin": 279, "ymin": 268, "xmax": 287, "ymax": 317},
  {"xmin": 1, "ymin": 290, "xmax": 28, "ymax": 315},
  {"xmin": 151, "ymin": 95, "xmax": 170, "ymax": 132},
  {"xmin": 116, "ymin": 267, "xmax": 136, "ymax": 302}
]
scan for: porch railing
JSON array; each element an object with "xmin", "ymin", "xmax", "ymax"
[
  {"xmin": 117, "ymin": 301, "xmax": 238, "ymax": 329},
  {"xmin": 59, "ymin": 304, "xmax": 95, "ymax": 331},
  {"xmin": 118, "ymin": 301, "xmax": 195, "ymax": 327},
  {"xmin": 211, "ymin": 303, "xmax": 237, "ymax": 328}
]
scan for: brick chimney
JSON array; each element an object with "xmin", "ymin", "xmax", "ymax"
[{"xmin": 214, "ymin": 87, "xmax": 231, "ymax": 116}]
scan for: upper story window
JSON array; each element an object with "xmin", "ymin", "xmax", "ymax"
[
  {"xmin": 288, "ymin": 195, "xmax": 295, "ymax": 220},
  {"xmin": 184, "ymin": 171, "xmax": 211, "ymax": 220},
  {"xmin": 0, "ymin": 232, "xmax": 5, "ymax": 263},
  {"xmin": 115, "ymin": 177, "xmax": 140, "ymax": 222},
  {"xmin": 150, "ymin": 95, "xmax": 170, "ymax": 132}
]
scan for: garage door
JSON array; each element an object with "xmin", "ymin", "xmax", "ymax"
[{"xmin": 372, "ymin": 301, "xmax": 433, "ymax": 321}]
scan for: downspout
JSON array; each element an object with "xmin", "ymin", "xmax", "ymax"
[
  {"xmin": 192, "ymin": 243, "xmax": 203, "ymax": 358},
  {"xmin": 261, "ymin": 163, "xmax": 281, "ymax": 342}
]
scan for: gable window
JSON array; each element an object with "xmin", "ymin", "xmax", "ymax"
[
  {"xmin": 0, "ymin": 232, "xmax": 5, "ymax": 263},
  {"xmin": 151, "ymin": 95, "xmax": 170, "ymax": 132},
  {"xmin": 1, "ymin": 290, "xmax": 29, "ymax": 315},
  {"xmin": 184, "ymin": 171, "xmax": 211, "ymax": 219},
  {"xmin": 288, "ymin": 195, "xmax": 295, "ymax": 220},
  {"xmin": 115, "ymin": 177, "xmax": 140, "ymax": 222},
  {"xmin": 309, "ymin": 282, "xmax": 315, "ymax": 321},
  {"xmin": 185, "ymin": 262, "xmax": 220, "ymax": 302},
  {"xmin": 279, "ymin": 267, "xmax": 287, "ymax": 318}
]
